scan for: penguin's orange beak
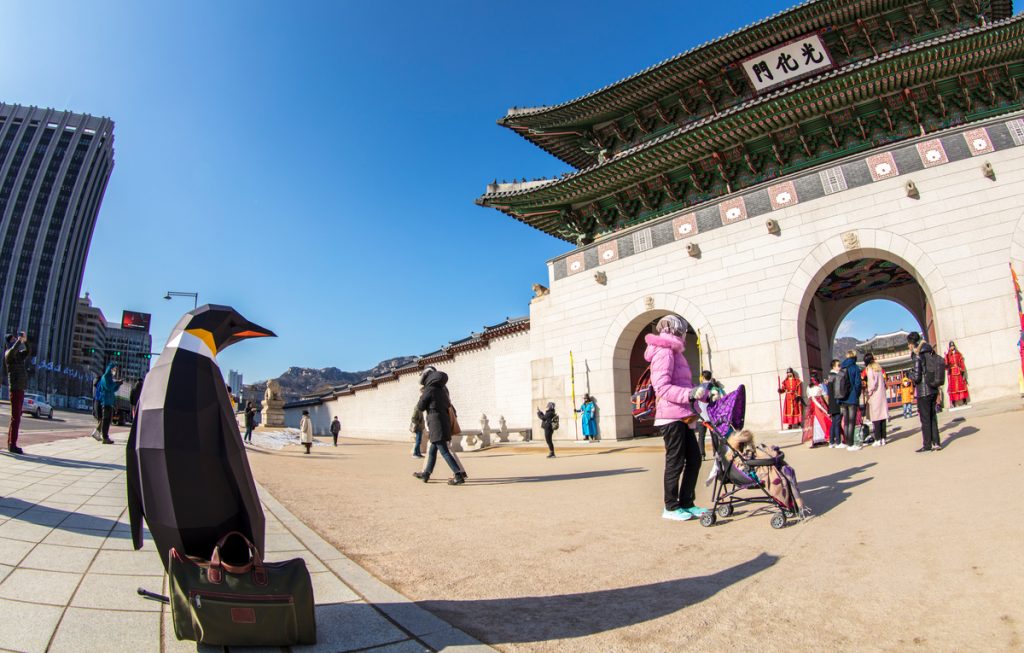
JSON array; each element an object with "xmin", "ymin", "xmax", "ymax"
[{"xmin": 234, "ymin": 320, "xmax": 276, "ymax": 340}]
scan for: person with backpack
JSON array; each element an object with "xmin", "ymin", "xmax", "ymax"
[
  {"xmin": 907, "ymin": 331, "xmax": 943, "ymax": 452},
  {"xmin": 644, "ymin": 315, "xmax": 709, "ymax": 522},
  {"xmin": 826, "ymin": 359, "xmax": 844, "ymax": 447},
  {"xmin": 838, "ymin": 350, "xmax": 863, "ymax": 451},
  {"xmin": 536, "ymin": 402, "xmax": 558, "ymax": 458}
]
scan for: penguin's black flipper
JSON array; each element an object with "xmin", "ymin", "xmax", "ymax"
[{"xmin": 125, "ymin": 419, "xmax": 145, "ymax": 550}]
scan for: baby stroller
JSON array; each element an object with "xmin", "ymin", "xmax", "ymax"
[{"xmin": 698, "ymin": 385, "xmax": 806, "ymax": 529}]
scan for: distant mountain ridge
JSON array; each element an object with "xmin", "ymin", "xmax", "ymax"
[{"xmin": 249, "ymin": 356, "xmax": 418, "ymax": 401}]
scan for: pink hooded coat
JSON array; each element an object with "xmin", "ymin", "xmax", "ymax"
[{"xmin": 643, "ymin": 333, "xmax": 696, "ymax": 422}]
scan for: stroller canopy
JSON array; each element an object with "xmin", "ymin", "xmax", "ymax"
[{"xmin": 706, "ymin": 385, "xmax": 746, "ymax": 431}]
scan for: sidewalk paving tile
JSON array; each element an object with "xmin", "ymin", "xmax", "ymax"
[
  {"xmin": 263, "ymin": 530, "xmax": 304, "ymax": 552},
  {"xmin": 0, "ymin": 537, "xmax": 35, "ymax": 565},
  {"xmin": 309, "ymin": 571, "xmax": 361, "ymax": 604},
  {"xmin": 19, "ymin": 507, "xmax": 71, "ymax": 526},
  {"xmin": 0, "ymin": 563, "xmax": 12, "ymax": 584},
  {"xmin": 20, "ymin": 543, "xmax": 98, "ymax": 573},
  {"xmin": 362, "ymin": 641, "xmax": 429, "ymax": 653},
  {"xmin": 71, "ymin": 572, "xmax": 164, "ymax": 612},
  {"xmin": 0, "ymin": 520, "xmax": 54, "ymax": 543},
  {"xmin": 0, "ymin": 568, "xmax": 80, "ymax": 605},
  {"xmin": 420, "ymin": 627, "xmax": 494, "ymax": 652},
  {"xmin": 49, "ymin": 607, "xmax": 160, "ymax": 653},
  {"xmin": 291, "ymin": 602, "xmax": 408, "ymax": 653},
  {"xmin": 89, "ymin": 549, "xmax": 165, "ymax": 576},
  {"xmin": 58, "ymin": 513, "xmax": 117, "ymax": 531},
  {"xmin": 41, "ymin": 527, "xmax": 108, "ymax": 548},
  {"xmin": 0, "ymin": 598, "xmax": 64, "ymax": 653}
]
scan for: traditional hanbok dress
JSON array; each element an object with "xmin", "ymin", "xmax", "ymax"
[{"xmin": 802, "ymin": 383, "xmax": 831, "ymax": 446}]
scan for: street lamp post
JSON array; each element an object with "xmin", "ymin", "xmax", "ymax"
[{"xmin": 164, "ymin": 291, "xmax": 199, "ymax": 309}]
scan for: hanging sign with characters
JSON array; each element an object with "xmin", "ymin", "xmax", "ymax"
[{"xmin": 740, "ymin": 33, "xmax": 834, "ymax": 94}]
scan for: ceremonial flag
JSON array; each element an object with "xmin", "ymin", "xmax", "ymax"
[{"xmin": 1012, "ymin": 263, "xmax": 1024, "ymax": 383}]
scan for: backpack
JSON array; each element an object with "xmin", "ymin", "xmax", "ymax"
[
  {"xmin": 551, "ymin": 413, "xmax": 560, "ymax": 430},
  {"xmin": 836, "ymin": 367, "xmax": 852, "ymax": 401},
  {"xmin": 924, "ymin": 351, "xmax": 947, "ymax": 388},
  {"xmin": 631, "ymin": 366, "xmax": 656, "ymax": 420}
]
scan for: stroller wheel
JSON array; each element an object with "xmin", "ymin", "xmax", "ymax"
[
  {"xmin": 700, "ymin": 511, "xmax": 716, "ymax": 527},
  {"xmin": 771, "ymin": 512, "xmax": 787, "ymax": 530},
  {"xmin": 716, "ymin": 504, "xmax": 734, "ymax": 518}
]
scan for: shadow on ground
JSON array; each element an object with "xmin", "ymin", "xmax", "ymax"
[
  {"xmin": 0, "ymin": 497, "xmax": 121, "ymax": 532},
  {"xmin": 467, "ymin": 467, "xmax": 646, "ymax": 485},
  {"xmin": 795, "ymin": 463, "xmax": 876, "ymax": 516},
  {"xmin": 412, "ymin": 553, "xmax": 778, "ymax": 644},
  {"xmin": 0, "ymin": 453, "xmax": 124, "ymax": 471}
]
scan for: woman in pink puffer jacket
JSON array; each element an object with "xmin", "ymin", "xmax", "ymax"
[{"xmin": 644, "ymin": 315, "xmax": 708, "ymax": 522}]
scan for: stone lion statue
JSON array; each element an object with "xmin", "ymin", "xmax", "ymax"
[{"xmin": 264, "ymin": 379, "xmax": 282, "ymax": 403}]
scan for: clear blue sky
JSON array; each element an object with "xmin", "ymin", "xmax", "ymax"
[{"xmin": 2, "ymin": 0, "xmax": 909, "ymax": 382}]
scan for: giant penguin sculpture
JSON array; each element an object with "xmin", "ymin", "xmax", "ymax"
[{"xmin": 126, "ymin": 305, "xmax": 275, "ymax": 569}]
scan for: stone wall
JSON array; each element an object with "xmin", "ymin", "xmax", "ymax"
[
  {"xmin": 531, "ymin": 119, "xmax": 1024, "ymax": 438},
  {"xmin": 284, "ymin": 330, "xmax": 532, "ymax": 441}
]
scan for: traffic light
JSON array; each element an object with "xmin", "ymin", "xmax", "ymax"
[
  {"xmin": 89, "ymin": 347, "xmax": 95, "ymax": 354},
  {"xmin": 143, "ymin": 353, "xmax": 151, "ymax": 360},
  {"xmin": 114, "ymin": 351, "xmax": 121, "ymax": 357}
]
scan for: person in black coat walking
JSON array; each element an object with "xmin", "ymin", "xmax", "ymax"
[
  {"xmin": 413, "ymin": 368, "xmax": 466, "ymax": 485},
  {"xmin": 537, "ymin": 402, "xmax": 557, "ymax": 458},
  {"xmin": 243, "ymin": 402, "xmax": 256, "ymax": 443}
]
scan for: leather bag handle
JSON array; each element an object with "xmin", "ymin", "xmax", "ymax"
[{"xmin": 207, "ymin": 531, "xmax": 267, "ymax": 585}]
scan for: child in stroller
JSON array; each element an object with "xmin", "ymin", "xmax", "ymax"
[{"xmin": 699, "ymin": 385, "xmax": 809, "ymax": 529}]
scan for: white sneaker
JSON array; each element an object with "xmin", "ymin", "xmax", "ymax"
[
  {"xmin": 872, "ymin": 441, "xmax": 882, "ymax": 447},
  {"xmin": 662, "ymin": 508, "xmax": 693, "ymax": 521},
  {"xmin": 847, "ymin": 445, "xmax": 862, "ymax": 451},
  {"xmin": 828, "ymin": 443, "xmax": 835, "ymax": 448},
  {"xmin": 836, "ymin": 443, "xmax": 847, "ymax": 449}
]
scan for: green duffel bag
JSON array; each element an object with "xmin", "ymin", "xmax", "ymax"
[{"xmin": 168, "ymin": 531, "xmax": 316, "ymax": 646}]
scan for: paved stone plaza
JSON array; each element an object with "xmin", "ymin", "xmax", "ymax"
[
  {"xmin": 0, "ymin": 433, "xmax": 490, "ymax": 652},
  {"xmin": 253, "ymin": 399, "xmax": 1024, "ymax": 652}
]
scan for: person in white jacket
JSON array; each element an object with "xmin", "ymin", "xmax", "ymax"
[{"xmin": 299, "ymin": 410, "xmax": 314, "ymax": 454}]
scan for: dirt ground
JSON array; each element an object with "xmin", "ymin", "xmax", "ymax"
[{"xmin": 248, "ymin": 400, "xmax": 1024, "ymax": 652}]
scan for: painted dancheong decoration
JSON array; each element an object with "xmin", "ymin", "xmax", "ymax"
[
  {"xmin": 478, "ymin": 0, "xmax": 1021, "ymax": 246},
  {"xmin": 126, "ymin": 305, "xmax": 275, "ymax": 569}
]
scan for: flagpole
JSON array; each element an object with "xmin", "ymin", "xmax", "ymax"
[
  {"xmin": 696, "ymin": 330, "xmax": 704, "ymax": 377},
  {"xmin": 570, "ymin": 351, "xmax": 578, "ymax": 441}
]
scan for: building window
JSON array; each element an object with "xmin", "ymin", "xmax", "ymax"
[
  {"xmin": 632, "ymin": 228, "xmax": 653, "ymax": 253},
  {"xmin": 820, "ymin": 166, "xmax": 847, "ymax": 194},
  {"xmin": 1008, "ymin": 119, "xmax": 1024, "ymax": 147}
]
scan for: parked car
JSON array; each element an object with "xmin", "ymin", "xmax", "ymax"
[
  {"xmin": 24, "ymin": 394, "xmax": 54, "ymax": 419},
  {"xmin": 72, "ymin": 396, "xmax": 93, "ymax": 412}
]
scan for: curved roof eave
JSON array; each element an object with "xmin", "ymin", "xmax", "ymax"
[
  {"xmin": 500, "ymin": 0, "xmax": 1014, "ymax": 131},
  {"xmin": 478, "ymin": 15, "xmax": 1024, "ymax": 208}
]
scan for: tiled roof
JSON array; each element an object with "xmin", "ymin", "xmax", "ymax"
[{"xmin": 500, "ymin": 1, "xmax": 1014, "ymax": 169}]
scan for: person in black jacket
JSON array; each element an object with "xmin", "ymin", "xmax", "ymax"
[
  {"xmin": 243, "ymin": 402, "xmax": 256, "ymax": 443},
  {"xmin": 413, "ymin": 368, "xmax": 466, "ymax": 485},
  {"xmin": 537, "ymin": 402, "xmax": 557, "ymax": 458},
  {"xmin": 4, "ymin": 332, "xmax": 29, "ymax": 454},
  {"xmin": 907, "ymin": 331, "xmax": 941, "ymax": 452}
]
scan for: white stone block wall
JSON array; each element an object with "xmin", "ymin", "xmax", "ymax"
[
  {"xmin": 531, "ymin": 143, "xmax": 1024, "ymax": 438},
  {"xmin": 284, "ymin": 330, "xmax": 532, "ymax": 442}
]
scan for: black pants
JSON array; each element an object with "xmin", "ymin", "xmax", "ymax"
[
  {"xmin": 872, "ymin": 419, "xmax": 887, "ymax": 443},
  {"xmin": 659, "ymin": 421, "xmax": 701, "ymax": 511},
  {"xmin": 840, "ymin": 404, "xmax": 858, "ymax": 446},
  {"xmin": 100, "ymin": 406, "xmax": 113, "ymax": 440},
  {"xmin": 543, "ymin": 426, "xmax": 554, "ymax": 455},
  {"xmin": 917, "ymin": 395, "xmax": 940, "ymax": 449}
]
